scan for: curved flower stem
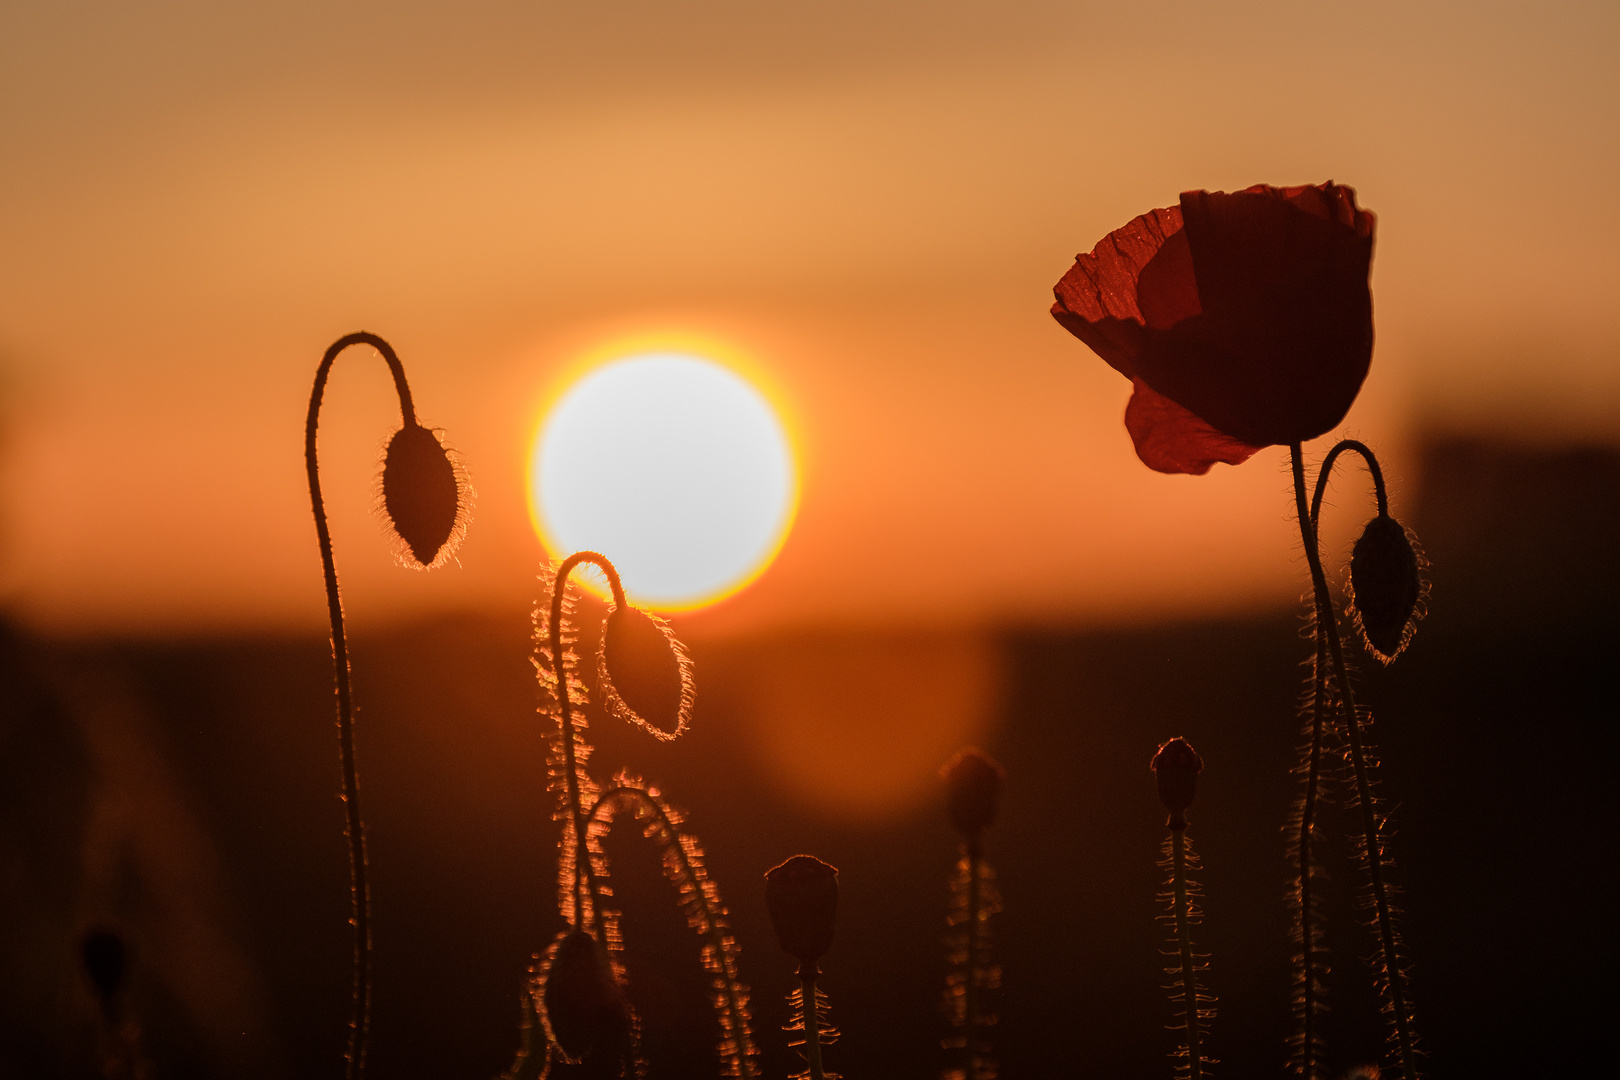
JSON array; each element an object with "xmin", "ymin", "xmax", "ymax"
[
  {"xmin": 961, "ymin": 838, "xmax": 983, "ymax": 1080},
  {"xmin": 1310, "ymin": 439, "xmax": 1389, "ymax": 528},
  {"xmin": 305, "ymin": 331, "xmax": 418, "ymax": 1080},
  {"xmin": 1290, "ymin": 442, "xmax": 1416, "ymax": 1080},
  {"xmin": 548, "ymin": 551, "xmax": 628, "ymax": 931},
  {"xmin": 1169, "ymin": 826, "xmax": 1202, "ymax": 1080},
  {"xmin": 586, "ymin": 786, "xmax": 756, "ymax": 1079}
]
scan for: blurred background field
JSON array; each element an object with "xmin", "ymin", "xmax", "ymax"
[{"xmin": 1, "ymin": 2, "xmax": 1616, "ymax": 1077}]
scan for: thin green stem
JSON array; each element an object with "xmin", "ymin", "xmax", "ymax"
[
  {"xmin": 305, "ymin": 330, "xmax": 417, "ymax": 1080},
  {"xmin": 1169, "ymin": 827, "xmax": 1202, "ymax": 1080},
  {"xmin": 1291, "ymin": 442, "xmax": 1416, "ymax": 1080},
  {"xmin": 586, "ymin": 786, "xmax": 756, "ymax": 1079},
  {"xmin": 548, "ymin": 552, "xmax": 627, "ymax": 931}
]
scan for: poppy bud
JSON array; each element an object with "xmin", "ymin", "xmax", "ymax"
[
  {"xmin": 79, "ymin": 929, "xmax": 128, "ymax": 1017},
  {"xmin": 1151, "ymin": 737, "xmax": 1203, "ymax": 830},
  {"xmin": 541, "ymin": 929, "xmax": 632, "ymax": 1065},
  {"xmin": 601, "ymin": 605, "xmax": 691, "ymax": 739},
  {"xmin": 941, "ymin": 747, "xmax": 1005, "ymax": 837},
  {"xmin": 765, "ymin": 855, "xmax": 839, "ymax": 978},
  {"xmin": 1348, "ymin": 513, "xmax": 1423, "ymax": 664},
  {"xmin": 380, "ymin": 421, "xmax": 465, "ymax": 568}
]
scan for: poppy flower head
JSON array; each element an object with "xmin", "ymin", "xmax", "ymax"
[
  {"xmin": 598, "ymin": 603, "xmax": 695, "ymax": 741},
  {"xmin": 379, "ymin": 421, "xmax": 470, "ymax": 567},
  {"xmin": 541, "ymin": 929, "xmax": 633, "ymax": 1065},
  {"xmin": 765, "ymin": 855, "xmax": 839, "ymax": 976},
  {"xmin": 940, "ymin": 747, "xmax": 1005, "ymax": 837},
  {"xmin": 1347, "ymin": 513, "xmax": 1427, "ymax": 664},
  {"xmin": 1054, "ymin": 182, "xmax": 1376, "ymax": 474},
  {"xmin": 1151, "ymin": 736, "xmax": 1204, "ymax": 829}
]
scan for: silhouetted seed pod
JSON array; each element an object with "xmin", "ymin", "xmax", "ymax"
[
  {"xmin": 1151, "ymin": 737, "xmax": 1203, "ymax": 830},
  {"xmin": 381, "ymin": 421, "xmax": 464, "ymax": 568},
  {"xmin": 541, "ymin": 930, "xmax": 632, "ymax": 1065},
  {"xmin": 80, "ymin": 929, "xmax": 128, "ymax": 1017},
  {"xmin": 765, "ymin": 855, "xmax": 839, "ymax": 977},
  {"xmin": 600, "ymin": 605, "xmax": 692, "ymax": 740},
  {"xmin": 1348, "ymin": 512, "xmax": 1423, "ymax": 664},
  {"xmin": 941, "ymin": 747, "xmax": 1005, "ymax": 837}
]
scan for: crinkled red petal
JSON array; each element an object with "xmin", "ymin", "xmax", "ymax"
[{"xmin": 1124, "ymin": 378, "xmax": 1262, "ymax": 475}]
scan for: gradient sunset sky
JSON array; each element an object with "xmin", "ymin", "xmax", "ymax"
[{"xmin": 1, "ymin": 0, "xmax": 1614, "ymax": 636}]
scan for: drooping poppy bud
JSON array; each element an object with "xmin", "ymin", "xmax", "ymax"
[
  {"xmin": 80, "ymin": 928, "xmax": 128, "ymax": 1019},
  {"xmin": 1348, "ymin": 513, "xmax": 1424, "ymax": 664},
  {"xmin": 600, "ymin": 605, "xmax": 692, "ymax": 740},
  {"xmin": 765, "ymin": 855, "xmax": 839, "ymax": 978},
  {"xmin": 380, "ymin": 421, "xmax": 466, "ymax": 568},
  {"xmin": 1151, "ymin": 737, "xmax": 1204, "ymax": 830},
  {"xmin": 541, "ymin": 929, "xmax": 632, "ymax": 1065},
  {"xmin": 941, "ymin": 747, "xmax": 1005, "ymax": 838}
]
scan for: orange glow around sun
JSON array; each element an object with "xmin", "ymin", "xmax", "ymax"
[{"xmin": 527, "ymin": 334, "xmax": 800, "ymax": 612}]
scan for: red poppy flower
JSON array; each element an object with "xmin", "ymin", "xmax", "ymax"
[{"xmin": 1052, "ymin": 182, "xmax": 1376, "ymax": 474}]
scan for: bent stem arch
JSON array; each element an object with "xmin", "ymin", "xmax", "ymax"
[
  {"xmin": 1290, "ymin": 441, "xmax": 1417, "ymax": 1080},
  {"xmin": 547, "ymin": 551, "xmax": 628, "ymax": 932},
  {"xmin": 586, "ymin": 784, "xmax": 757, "ymax": 1079},
  {"xmin": 305, "ymin": 331, "xmax": 420, "ymax": 1080}
]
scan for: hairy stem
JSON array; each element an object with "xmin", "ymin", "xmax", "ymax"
[
  {"xmin": 548, "ymin": 552, "xmax": 627, "ymax": 931},
  {"xmin": 587, "ymin": 786, "xmax": 756, "ymax": 1079},
  {"xmin": 799, "ymin": 974, "xmax": 826, "ymax": 1080},
  {"xmin": 1310, "ymin": 438, "xmax": 1389, "ymax": 527},
  {"xmin": 305, "ymin": 331, "xmax": 418, "ymax": 1080},
  {"xmin": 1291, "ymin": 442, "xmax": 1416, "ymax": 1080},
  {"xmin": 961, "ymin": 839, "xmax": 982, "ymax": 1080},
  {"xmin": 1169, "ymin": 828, "xmax": 1202, "ymax": 1080}
]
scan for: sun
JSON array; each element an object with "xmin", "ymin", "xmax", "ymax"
[{"xmin": 529, "ymin": 350, "xmax": 798, "ymax": 611}]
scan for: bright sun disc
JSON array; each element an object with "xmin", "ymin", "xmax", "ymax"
[{"xmin": 530, "ymin": 352, "xmax": 797, "ymax": 610}]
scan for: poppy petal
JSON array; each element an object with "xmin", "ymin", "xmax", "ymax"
[
  {"xmin": 1128, "ymin": 186, "xmax": 1374, "ymax": 446},
  {"xmin": 1051, "ymin": 204, "xmax": 1185, "ymax": 378},
  {"xmin": 1124, "ymin": 377, "xmax": 1262, "ymax": 475}
]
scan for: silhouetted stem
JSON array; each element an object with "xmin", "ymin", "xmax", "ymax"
[
  {"xmin": 799, "ymin": 974, "xmax": 826, "ymax": 1080},
  {"xmin": 548, "ymin": 552, "xmax": 627, "ymax": 931},
  {"xmin": 1291, "ymin": 442, "xmax": 1416, "ymax": 1080},
  {"xmin": 1310, "ymin": 439, "xmax": 1389, "ymax": 527},
  {"xmin": 306, "ymin": 330, "xmax": 418, "ymax": 1080},
  {"xmin": 586, "ymin": 786, "xmax": 756, "ymax": 1079},
  {"xmin": 961, "ymin": 839, "xmax": 982, "ymax": 1080},
  {"xmin": 1169, "ymin": 827, "xmax": 1202, "ymax": 1080}
]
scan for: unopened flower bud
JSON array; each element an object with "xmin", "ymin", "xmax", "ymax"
[
  {"xmin": 381, "ymin": 421, "xmax": 465, "ymax": 567},
  {"xmin": 1349, "ymin": 513, "xmax": 1423, "ymax": 664},
  {"xmin": 1151, "ymin": 737, "xmax": 1203, "ymax": 830},
  {"xmin": 941, "ymin": 747, "xmax": 1005, "ymax": 837},
  {"xmin": 765, "ymin": 855, "xmax": 839, "ymax": 978},
  {"xmin": 600, "ymin": 605, "xmax": 692, "ymax": 739},
  {"xmin": 541, "ymin": 929, "xmax": 632, "ymax": 1065}
]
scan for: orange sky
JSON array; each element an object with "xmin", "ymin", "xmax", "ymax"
[{"xmin": 0, "ymin": 0, "xmax": 1615, "ymax": 637}]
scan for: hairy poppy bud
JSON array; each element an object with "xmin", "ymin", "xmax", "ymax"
[
  {"xmin": 1348, "ymin": 513, "xmax": 1423, "ymax": 664},
  {"xmin": 941, "ymin": 747, "xmax": 1005, "ymax": 837},
  {"xmin": 381, "ymin": 421, "xmax": 465, "ymax": 568},
  {"xmin": 600, "ymin": 605, "xmax": 692, "ymax": 740},
  {"xmin": 1151, "ymin": 737, "xmax": 1203, "ymax": 830},
  {"xmin": 541, "ymin": 929, "xmax": 632, "ymax": 1065},
  {"xmin": 765, "ymin": 855, "xmax": 838, "ymax": 978},
  {"xmin": 80, "ymin": 929, "xmax": 128, "ymax": 1017}
]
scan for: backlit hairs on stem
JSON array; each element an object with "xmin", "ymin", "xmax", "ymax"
[
  {"xmin": 305, "ymin": 331, "xmax": 468, "ymax": 1080},
  {"xmin": 1289, "ymin": 442, "xmax": 1420, "ymax": 1080},
  {"xmin": 535, "ymin": 551, "xmax": 739, "ymax": 1077}
]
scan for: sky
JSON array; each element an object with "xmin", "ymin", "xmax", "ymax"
[{"xmin": 0, "ymin": 0, "xmax": 1615, "ymax": 637}]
